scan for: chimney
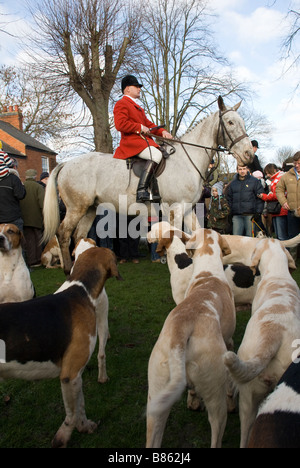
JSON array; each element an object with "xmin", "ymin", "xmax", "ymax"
[{"xmin": 0, "ymin": 105, "xmax": 23, "ymax": 131}]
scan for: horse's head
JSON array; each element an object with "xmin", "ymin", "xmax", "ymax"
[{"xmin": 217, "ymin": 96, "xmax": 254, "ymax": 167}]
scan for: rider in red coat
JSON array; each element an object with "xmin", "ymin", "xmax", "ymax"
[{"xmin": 113, "ymin": 75, "xmax": 173, "ymax": 202}]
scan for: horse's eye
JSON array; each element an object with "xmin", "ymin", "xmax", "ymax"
[{"xmin": 228, "ymin": 120, "xmax": 234, "ymax": 126}]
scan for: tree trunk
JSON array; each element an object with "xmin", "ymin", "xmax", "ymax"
[{"xmin": 92, "ymin": 100, "xmax": 113, "ymax": 153}]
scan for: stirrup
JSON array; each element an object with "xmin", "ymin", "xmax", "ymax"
[
  {"xmin": 136, "ymin": 190, "xmax": 150, "ymax": 203},
  {"xmin": 151, "ymin": 193, "xmax": 161, "ymax": 203}
]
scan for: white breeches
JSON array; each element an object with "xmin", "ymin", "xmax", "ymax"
[{"xmin": 138, "ymin": 147, "xmax": 162, "ymax": 164}]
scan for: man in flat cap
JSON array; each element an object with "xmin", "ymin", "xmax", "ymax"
[{"xmin": 113, "ymin": 74, "xmax": 173, "ymax": 202}]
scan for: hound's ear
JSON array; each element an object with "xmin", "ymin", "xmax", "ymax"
[
  {"xmin": 250, "ymin": 244, "xmax": 264, "ymax": 275},
  {"xmin": 173, "ymin": 230, "xmax": 191, "ymax": 244},
  {"xmin": 156, "ymin": 231, "xmax": 173, "ymax": 256},
  {"xmin": 156, "ymin": 239, "xmax": 166, "ymax": 257},
  {"xmin": 233, "ymin": 101, "xmax": 242, "ymax": 112},
  {"xmin": 185, "ymin": 234, "xmax": 198, "ymax": 258},
  {"xmin": 110, "ymin": 259, "xmax": 124, "ymax": 281},
  {"xmin": 219, "ymin": 235, "xmax": 231, "ymax": 257},
  {"xmin": 218, "ymin": 95, "xmax": 226, "ymax": 112},
  {"xmin": 181, "ymin": 231, "xmax": 191, "ymax": 244}
]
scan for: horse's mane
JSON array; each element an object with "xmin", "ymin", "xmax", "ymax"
[{"xmin": 180, "ymin": 110, "xmax": 215, "ymax": 140}]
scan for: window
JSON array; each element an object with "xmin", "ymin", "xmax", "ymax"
[{"xmin": 41, "ymin": 156, "xmax": 49, "ymax": 173}]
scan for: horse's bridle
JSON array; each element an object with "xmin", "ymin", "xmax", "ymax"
[
  {"xmin": 218, "ymin": 109, "xmax": 249, "ymax": 153},
  {"xmin": 154, "ymin": 107, "xmax": 250, "ymax": 181}
]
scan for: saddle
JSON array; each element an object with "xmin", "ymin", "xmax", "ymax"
[{"xmin": 126, "ymin": 145, "xmax": 173, "ymax": 178}]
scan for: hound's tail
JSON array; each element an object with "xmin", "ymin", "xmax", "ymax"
[
  {"xmin": 224, "ymin": 351, "xmax": 270, "ymax": 384},
  {"xmin": 282, "ymin": 234, "xmax": 300, "ymax": 248},
  {"xmin": 43, "ymin": 163, "xmax": 65, "ymax": 244},
  {"xmin": 148, "ymin": 347, "xmax": 186, "ymax": 417}
]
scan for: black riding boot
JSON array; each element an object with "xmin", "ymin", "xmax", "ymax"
[
  {"xmin": 136, "ymin": 160, "xmax": 158, "ymax": 203},
  {"xmin": 150, "ymin": 176, "xmax": 161, "ymax": 203}
]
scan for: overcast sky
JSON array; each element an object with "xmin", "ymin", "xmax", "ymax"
[
  {"xmin": 209, "ymin": 0, "xmax": 300, "ymax": 163},
  {"xmin": 0, "ymin": 0, "xmax": 299, "ymax": 163}
]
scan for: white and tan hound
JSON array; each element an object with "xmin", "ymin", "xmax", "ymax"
[
  {"xmin": 146, "ymin": 229, "xmax": 236, "ymax": 448},
  {"xmin": 224, "ymin": 238, "xmax": 300, "ymax": 448},
  {"xmin": 0, "ymin": 223, "xmax": 34, "ymax": 303}
]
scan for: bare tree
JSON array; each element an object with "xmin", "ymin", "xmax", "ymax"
[
  {"xmin": 240, "ymin": 108, "xmax": 274, "ymax": 144},
  {"xmin": 276, "ymin": 146, "xmax": 295, "ymax": 165},
  {"xmin": 282, "ymin": 7, "xmax": 300, "ymax": 89},
  {"xmin": 137, "ymin": 0, "xmax": 249, "ymax": 136},
  {"xmin": 0, "ymin": 65, "xmax": 73, "ymax": 142},
  {"xmin": 0, "ymin": 6, "xmax": 15, "ymax": 36},
  {"xmin": 26, "ymin": 0, "xmax": 143, "ymax": 153}
]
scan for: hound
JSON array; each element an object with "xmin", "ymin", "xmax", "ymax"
[
  {"xmin": 57, "ymin": 238, "xmax": 110, "ymax": 383},
  {"xmin": 75, "ymin": 238, "xmax": 110, "ymax": 383},
  {"xmin": 222, "ymin": 233, "xmax": 300, "ymax": 266},
  {"xmin": 248, "ymin": 357, "xmax": 300, "ymax": 448},
  {"xmin": 146, "ymin": 229, "xmax": 236, "ymax": 448},
  {"xmin": 41, "ymin": 236, "xmax": 64, "ymax": 269},
  {"xmin": 223, "ymin": 263, "xmax": 261, "ymax": 310},
  {"xmin": 224, "ymin": 238, "xmax": 300, "ymax": 448},
  {"xmin": 0, "ymin": 223, "xmax": 34, "ymax": 303},
  {"xmin": 148, "ymin": 222, "xmax": 260, "ymax": 308},
  {"xmin": 0, "ymin": 247, "xmax": 122, "ymax": 448},
  {"xmin": 147, "ymin": 222, "xmax": 191, "ymax": 305}
]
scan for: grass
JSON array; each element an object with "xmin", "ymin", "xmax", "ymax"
[{"xmin": 0, "ymin": 246, "xmax": 299, "ymax": 448}]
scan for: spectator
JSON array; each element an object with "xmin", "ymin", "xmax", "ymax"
[
  {"xmin": 276, "ymin": 151, "xmax": 300, "ymax": 240},
  {"xmin": 38, "ymin": 172, "xmax": 49, "ymax": 189},
  {"xmin": 20, "ymin": 169, "xmax": 45, "ymax": 267},
  {"xmin": 249, "ymin": 140, "xmax": 264, "ymax": 174},
  {"xmin": 252, "ymin": 170, "xmax": 267, "ymax": 191},
  {"xmin": 226, "ymin": 165, "xmax": 264, "ymax": 237},
  {"xmin": 207, "ymin": 182, "xmax": 230, "ymax": 234},
  {"xmin": 0, "ymin": 145, "xmax": 26, "ymax": 231},
  {"xmin": 196, "ymin": 186, "xmax": 211, "ymax": 228},
  {"xmin": 252, "ymin": 170, "xmax": 269, "ymax": 236},
  {"xmin": 117, "ymin": 213, "xmax": 140, "ymax": 264},
  {"xmin": 206, "ymin": 159, "xmax": 220, "ymax": 187},
  {"xmin": 258, "ymin": 164, "xmax": 288, "ymax": 241}
]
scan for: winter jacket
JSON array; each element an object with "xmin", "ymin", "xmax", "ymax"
[
  {"xmin": 276, "ymin": 168, "xmax": 300, "ymax": 212},
  {"xmin": 0, "ymin": 173, "xmax": 26, "ymax": 223},
  {"xmin": 207, "ymin": 196, "xmax": 230, "ymax": 232},
  {"xmin": 20, "ymin": 180, "xmax": 45, "ymax": 229},
  {"xmin": 113, "ymin": 96, "xmax": 165, "ymax": 159},
  {"xmin": 261, "ymin": 171, "xmax": 288, "ymax": 217},
  {"xmin": 226, "ymin": 173, "xmax": 264, "ymax": 216}
]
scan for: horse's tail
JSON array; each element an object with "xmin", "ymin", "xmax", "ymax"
[{"xmin": 43, "ymin": 163, "xmax": 65, "ymax": 244}]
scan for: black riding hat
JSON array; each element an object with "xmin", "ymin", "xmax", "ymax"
[{"xmin": 121, "ymin": 75, "xmax": 143, "ymax": 93}]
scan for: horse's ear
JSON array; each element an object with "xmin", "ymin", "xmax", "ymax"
[
  {"xmin": 218, "ymin": 95, "xmax": 226, "ymax": 112},
  {"xmin": 233, "ymin": 101, "xmax": 242, "ymax": 112}
]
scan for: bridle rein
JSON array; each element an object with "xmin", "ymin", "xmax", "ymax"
[{"xmin": 154, "ymin": 108, "xmax": 249, "ymax": 182}]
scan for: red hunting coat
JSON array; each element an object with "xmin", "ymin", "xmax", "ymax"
[{"xmin": 113, "ymin": 96, "xmax": 165, "ymax": 160}]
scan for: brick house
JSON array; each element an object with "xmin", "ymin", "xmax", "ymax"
[{"xmin": 0, "ymin": 105, "xmax": 57, "ymax": 181}]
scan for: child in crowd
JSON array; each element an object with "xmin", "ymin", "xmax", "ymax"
[{"xmin": 207, "ymin": 182, "xmax": 230, "ymax": 234}]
